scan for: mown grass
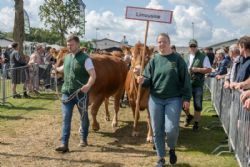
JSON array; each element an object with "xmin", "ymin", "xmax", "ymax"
[{"xmin": 0, "ymin": 91, "xmax": 239, "ymax": 167}]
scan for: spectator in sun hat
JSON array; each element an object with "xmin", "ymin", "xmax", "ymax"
[
  {"xmin": 28, "ymin": 44, "xmax": 44, "ymax": 94},
  {"xmin": 208, "ymin": 48, "xmax": 231, "ymax": 77},
  {"xmin": 183, "ymin": 39, "xmax": 212, "ymax": 131}
]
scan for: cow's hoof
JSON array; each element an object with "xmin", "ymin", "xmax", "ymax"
[
  {"xmin": 92, "ymin": 123, "xmax": 100, "ymax": 131},
  {"xmin": 78, "ymin": 127, "xmax": 82, "ymax": 133},
  {"xmin": 106, "ymin": 116, "xmax": 110, "ymax": 121},
  {"xmin": 146, "ymin": 136, "xmax": 153, "ymax": 143},
  {"xmin": 132, "ymin": 131, "xmax": 139, "ymax": 137},
  {"xmin": 112, "ymin": 121, "xmax": 118, "ymax": 128}
]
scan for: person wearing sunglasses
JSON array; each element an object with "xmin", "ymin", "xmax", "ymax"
[{"xmin": 183, "ymin": 39, "xmax": 212, "ymax": 131}]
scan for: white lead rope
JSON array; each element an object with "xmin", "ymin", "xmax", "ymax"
[{"xmin": 61, "ymin": 80, "xmax": 88, "ymax": 119}]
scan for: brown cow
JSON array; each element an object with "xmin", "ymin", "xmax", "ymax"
[
  {"xmin": 55, "ymin": 52, "xmax": 128, "ymax": 131},
  {"xmin": 124, "ymin": 43, "xmax": 154, "ymax": 142},
  {"xmin": 89, "ymin": 54, "xmax": 128, "ymax": 130}
]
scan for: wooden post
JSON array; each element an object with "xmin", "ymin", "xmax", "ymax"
[{"xmin": 134, "ymin": 21, "xmax": 149, "ymax": 130}]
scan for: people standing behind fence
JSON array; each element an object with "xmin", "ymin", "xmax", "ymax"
[
  {"xmin": 183, "ymin": 39, "xmax": 212, "ymax": 131},
  {"xmin": 41, "ymin": 46, "xmax": 54, "ymax": 90},
  {"xmin": 0, "ymin": 45, "xmax": 12, "ymax": 71},
  {"xmin": 204, "ymin": 47, "xmax": 215, "ymax": 67},
  {"xmin": 137, "ymin": 33, "xmax": 191, "ymax": 166},
  {"xmin": 28, "ymin": 44, "xmax": 44, "ymax": 95},
  {"xmin": 230, "ymin": 36, "xmax": 250, "ymax": 90},
  {"xmin": 9, "ymin": 42, "xmax": 28, "ymax": 98},
  {"xmin": 207, "ymin": 48, "xmax": 231, "ymax": 78},
  {"xmin": 222, "ymin": 44, "xmax": 241, "ymax": 88}
]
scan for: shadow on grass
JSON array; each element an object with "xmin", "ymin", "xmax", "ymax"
[
  {"xmin": 0, "ymin": 152, "xmax": 122, "ymax": 166},
  {"xmin": 178, "ymin": 114, "xmax": 227, "ymax": 154},
  {"xmin": 0, "ymin": 115, "xmax": 31, "ymax": 121},
  {"xmin": 73, "ymin": 144, "xmax": 155, "ymax": 157},
  {"xmin": 97, "ymin": 120, "xmax": 150, "ymax": 145},
  {"xmin": 165, "ymin": 163, "xmax": 192, "ymax": 167},
  {"xmin": 0, "ymin": 105, "xmax": 46, "ymax": 111},
  {"xmin": 30, "ymin": 93, "xmax": 58, "ymax": 101}
]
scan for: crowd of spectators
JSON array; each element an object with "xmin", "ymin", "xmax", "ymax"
[
  {"xmin": 205, "ymin": 36, "xmax": 250, "ymax": 110},
  {"xmin": 0, "ymin": 42, "xmax": 55, "ymax": 98}
]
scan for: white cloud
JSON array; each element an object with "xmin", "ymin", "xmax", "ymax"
[
  {"xmin": 216, "ymin": 0, "xmax": 250, "ymax": 27},
  {"xmin": 84, "ymin": 0, "xmax": 176, "ymax": 46},
  {"xmin": 24, "ymin": 0, "xmax": 44, "ymax": 28},
  {"xmin": 170, "ymin": 5, "xmax": 213, "ymax": 46},
  {"xmin": 169, "ymin": 0, "xmax": 205, "ymax": 6},
  {"xmin": 0, "ymin": 7, "xmax": 14, "ymax": 32},
  {"xmin": 85, "ymin": 10, "xmax": 145, "ymax": 44},
  {"xmin": 146, "ymin": 0, "xmax": 163, "ymax": 9},
  {"xmin": 0, "ymin": 0, "xmax": 44, "ymax": 32}
]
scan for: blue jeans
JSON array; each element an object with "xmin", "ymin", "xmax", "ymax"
[
  {"xmin": 192, "ymin": 87, "xmax": 203, "ymax": 112},
  {"xmin": 149, "ymin": 95, "xmax": 182, "ymax": 158},
  {"xmin": 61, "ymin": 93, "xmax": 89, "ymax": 145}
]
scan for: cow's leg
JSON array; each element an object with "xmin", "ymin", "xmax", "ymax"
[
  {"xmin": 146, "ymin": 108, "xmax": 153, "ymax": 143},
  {"xmin": 112, "ymin": 94, "xmax": 121, "ymax": 128},
  {"xmin": 130, "ymin": 103, "xmax": 140, "ymax": 137},
  {"xmin": 91, "ymin": 96, "xmax": 104, "ymax": 131},
  {"xmin": 104, "ymin": 98, "xmax": 110, "ymax": 121}
]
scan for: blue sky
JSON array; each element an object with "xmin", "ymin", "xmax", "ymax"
[{"xmin": 0, "ymin": 0, "xmax": 249, "ymax": 46}]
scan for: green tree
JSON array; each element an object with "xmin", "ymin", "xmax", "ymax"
[
  {"xmin": 26, "ymin": 27, "xmax": 61, "ymax": 44},
  {"xmin": 13, "ymin": 0, "xmax": 25, "ymax": 56},
  {"xmin": 80, "ymin": 41, "xmax": 94, "ymax": 53},
  {"xmin": 39, "ymin": 0, "xmax": 84, "ymax": 45}
]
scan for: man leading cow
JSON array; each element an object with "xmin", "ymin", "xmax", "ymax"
[{"xmin": 55, "ymin": 34, "xmax": 96, "ymax": 153}]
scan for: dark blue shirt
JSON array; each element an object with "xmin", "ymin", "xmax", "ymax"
[
  {"xmin": 208, "ymin": 56, "xmax": 231, "ymax": 77},
  {"xmin": 235, "ymin": 56, "xmax": 250, "ymax": 82}
]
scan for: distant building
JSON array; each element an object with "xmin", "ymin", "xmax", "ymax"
[
  {"xmin": 0, "ymin": 37, "xmax": 13, "ymax": 48},
  {"xmin": 91, "ymin": 38, "xmax": 131, "ymax": 50},
  {"xmin": 207, "ymin": 38, "xmax": 238, "ymax": 50}
]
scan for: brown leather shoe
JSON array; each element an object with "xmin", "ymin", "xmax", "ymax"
[{"xmin": 55, "ymin": 145, "xmax": 69, "ymax": 153}]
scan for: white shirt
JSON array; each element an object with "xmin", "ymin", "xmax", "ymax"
[
  {"xmin": 85, "ymin": 58, "xmax": 94, "ymax": 71},
  {"xmin": 188, "ymin": 54, "xmax": 211, "ymax": 69}
]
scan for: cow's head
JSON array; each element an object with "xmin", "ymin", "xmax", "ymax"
[
  {"xmin": 130, "ymin": 43, "xmax": 154, "ymax": 75},
  {"xmin": 56, "ymin": 48, "xmax": 68, "ymax": 67},
  {"xmin": 51, "ymin": 48, "xmax": 68, "ymax": 79},
  {"xmin": 121, "ymin": 45, "xmax": 132, "ymax": 65},
  {"xmin": 50, "ymin": 48, "xmax": 59, "ymax": 59}
]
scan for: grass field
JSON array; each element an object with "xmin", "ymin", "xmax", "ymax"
[{"xmin": 0, "ymin": 92, "xmax": 238, "ymax": 167}]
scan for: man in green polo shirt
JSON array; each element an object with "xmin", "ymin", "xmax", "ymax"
[
  {"xmin": 184, "ymin": 39, "xmax": 212, "ymax": 131},
  {"xmin": 55, "ymin": 35, "xmax": 96, "ymax": 153}
]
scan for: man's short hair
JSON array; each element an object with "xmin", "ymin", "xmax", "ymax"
[
  {"xmin": 238, "ymin": 35, "xmax": 250, "ymax": 50},
  {"xmin": 11, "ymin": 42, "xmax": 18, "ymax": 49},
  {"xmin": 67, "ymin": 34, "xmax": 80, "ymax": 43}
]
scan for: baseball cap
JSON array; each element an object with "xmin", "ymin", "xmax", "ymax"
[{"xmin": 189, "ymin": 39, "xmax": 198, "ymax": 46}]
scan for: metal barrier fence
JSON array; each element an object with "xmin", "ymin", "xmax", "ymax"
[
  {"xmin": 0, "ymin": 64, "xmax": 55, "ymax": 104},
  {"xmin": 206, "ymin": 77, "xmax": 250, "ymax": 167}
]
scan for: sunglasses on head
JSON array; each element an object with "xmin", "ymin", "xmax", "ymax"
[{"xmin": 189, "ymin": 45, "xmax": 197, "ymax": 48}]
